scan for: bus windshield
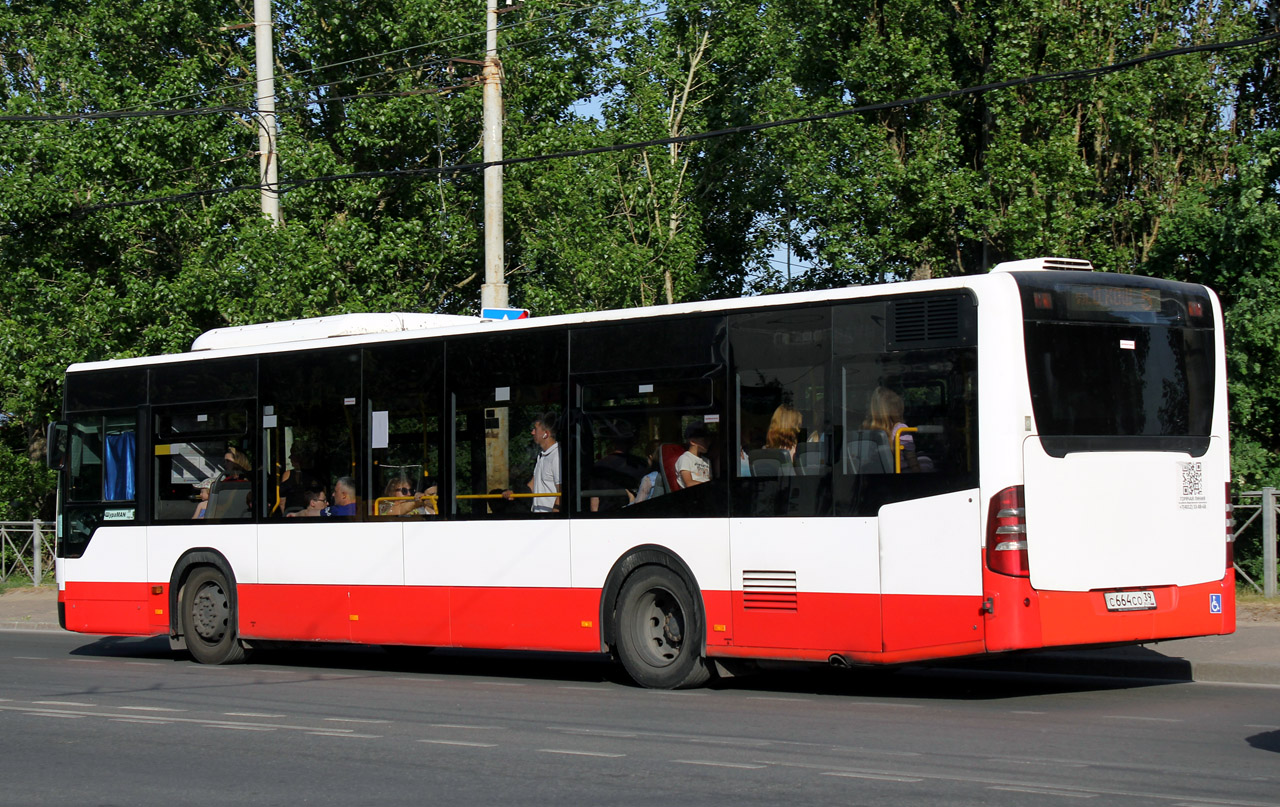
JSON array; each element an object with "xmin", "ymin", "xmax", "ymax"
[{"xmin": 1014, "ymin": 271, "xmax": 1216, "ymax": 456}]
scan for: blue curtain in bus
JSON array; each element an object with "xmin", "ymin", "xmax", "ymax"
[{"xmin": 104, "ymin": 431, "xmax": 136, "ymax": 501}]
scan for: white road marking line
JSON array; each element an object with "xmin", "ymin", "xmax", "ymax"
[
  {"xmin": 673, "ymin": 760, "xmax": 767, "ymax": 770},
  {"xmin": 418, "ymin": 739, "xmax": 498, "ymax": 748},
  {"xmin": 30, "ymin": 712, "xmax": 83, "ymax": 719},
  {"xmin": 763, "ymin": 759, "xmax": 1280, "ymax": 806},
  {"xmin": 822, "ymin": 771, "xmax": 924, "ymax": 783},
  {"xmin": 119, "ymin": 706, "xmax": 186, "ymax": 713},
  {"xmin": 1101, "ymin": 715, "xmax": 1182, "ymax": 723},
  {"xmin": 395, "ymin": 678, "xmax": 444, "ymax": 683},
  {"xmin": 1011, "ymin": 710, "xmax": 1046, "ymax": 715},
  {"xmin": 124, "ymin": 662, "xmax": 162, "ymax": 666},
  {"xmin": 14, "ymin": 656, "xmax": 47, "ymax": 660},
  {"xmin": 846, "ymin": 701, "xmax": 923, "ymax": 708},
  {"xmin": 990, "ymin": 786, "xmax": 1097, "ymax": 798},
  {"xmin": 538, "ymin": 749, "xmax": 626, "ymax": 758},
  {"xmin": 225, "ymin": 712, "xmax": 286, "ymax": 718},
  {"xmin": 989, "ymin": 759, "xmax": 1089, "ymax": 769},
  {"xmin": 429, "ymin": 724, "xmax": 502, "ymax": 730},
  {"xmin": 554, "ymin": 728, "xmax": 637, "ymax": 738},
  {"xmin": 0, "ymin": 703, "xmax": 355, "ymax": 734},
  {"xmin": 34, "ymin": 701, "xmax": 96, "ymax": 707},
  {"xmin": 215, "ymin": 725, "xmax": 277, "ymax": 731},
  {"xmin": 66, "ymin": 659, "xmax": 105, "ymax": 663},
  {"xmin": 110, "ymin": 718, "xmax": 172, "ymax": 725},
  {"xmin": 475, "ymin": 681, "xmax": 526, "ymax": 687},
  {"xmin": 324, "ymin": 717, "xmax": 390, "ymax": 724},
  {"xmin": 307, "ymin": 732, "xmax": 380, "ymax": 738},
  {"xmin": 748, "ymin": 696, "xmax": 809, "ymax": 702}
]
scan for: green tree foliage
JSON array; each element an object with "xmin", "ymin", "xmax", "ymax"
[{"xmin": 0, "ymin": 0, "xmax": 1276, "ymax": 520}]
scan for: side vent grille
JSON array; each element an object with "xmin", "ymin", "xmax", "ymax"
[
  {"xmin": 742, "ymin": 570, "xmax": 798, "ymax": 611},
  {"xmin": 888, "ymin": 295, "xmax": 974, "ymax": 349}
]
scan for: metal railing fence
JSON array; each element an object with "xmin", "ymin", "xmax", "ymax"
[
  {"xmin": 0, "ymin": 521, "xmax": 53, "ymax": 586},
  {"xmin": 1234, "ymin": 489, "xmax": 1279, "ymax": 598}
]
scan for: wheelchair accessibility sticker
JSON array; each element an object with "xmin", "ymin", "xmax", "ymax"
[{"xmin": 1210, "ymin": 594, "xmax": 1222, "ymax": 614}]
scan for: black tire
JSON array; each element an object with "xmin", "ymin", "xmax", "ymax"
[
  {"xmin": 181, "ymin": 566, "xmax": 247, "ymax": 665},
  {"xmin": 615, "ymin": 566, "xmax": 710, "ymax": 689}
]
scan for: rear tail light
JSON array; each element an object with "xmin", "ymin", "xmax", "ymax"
[
  {"xmin": 987, "ymin": 485, "xmax": 1029, "ymax": 577},
  {"xmin": 1226, "ymin": 481, "xmax": 1235, "ymax": 569}
]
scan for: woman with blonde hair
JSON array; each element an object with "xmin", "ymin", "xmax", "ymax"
[
  {"xmin": 862, "ymin": 386, "xmax": 921, "ymax": 472},
  {"xmin": 764, "ymin": 404, "xmax": 803, "ymax": 459}
]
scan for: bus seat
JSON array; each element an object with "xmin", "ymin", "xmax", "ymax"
[
  {"xmin": 207, "ymin": 480, "xmax": 251, "ymax": 519},
  {"xmin": 659, "ymin": 443, "xmax": 684, "ymax": 491},
  {"xmin": 845, "ymin": 430, "xmax": 893, "ymax": 474},
  {"xmin": 748, "ymin": 448, "xmax": 794, "ymax": 477},
  {"xmin": 794, "ymin": 442, "xmax": 826, "ymax": 476}
]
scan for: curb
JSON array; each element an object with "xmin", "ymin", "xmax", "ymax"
[{"xmin": 0, "ymin": 622, "xmax": 63, "ymax": 632}]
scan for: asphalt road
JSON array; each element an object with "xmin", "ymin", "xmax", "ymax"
[{"xmin": 2, "ymin": 631, "xmax": 1278, "ymax": 807}]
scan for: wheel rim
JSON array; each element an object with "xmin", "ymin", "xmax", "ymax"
[
  {"xmin": 191, "ymin": 581, "xmax": 229, "ymax": 644},
  {"xmin": 629, "ymin": 587, "xmax": 685, "ymax": 668}
]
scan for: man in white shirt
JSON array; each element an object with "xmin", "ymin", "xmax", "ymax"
[
  {"xmin": 504, "ymin": 413, "xmax": 562, "ymax": 513},
  {"xmin": 675, "ymin": 424, "xmax": 712, "ymax": 489}
]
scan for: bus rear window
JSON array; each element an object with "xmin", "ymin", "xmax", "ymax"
[{"xmin": 1015, "ymin": 272, "xmax": 1215, "ymax": 456}]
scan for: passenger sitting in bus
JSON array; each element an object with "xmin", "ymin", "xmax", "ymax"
[
  {"xmin": 191, "ymin": 479, "xmax": 211, "ymax": 519},
  {"xmin": 632, "ymin": 441, "xmax": 666, "ymax": 504},
  {"xmin": 748, "ymin": 404, "xmax": 802, "ymax": 476},
  {"xmin": 278, "ymin": 440, "xmax": 318, "ymax": 511},
  {"xmin": 862, "ymin": 386, "xmax": 928, "ymax": 473},
  {"xmin": 589, "ymin": 426, "xmax": 648, "ymax": 512},
  {"xmin": 221, "ymin": 446, "xmax": 251, "ymax": 481},
  {"xmin": 323, "ymin": 477, "xmax": 359, "ymax": 517},
  {"xmin": 676, "ymin": 424, "xmax": 712, "ymax": 489},
  {"xmin": 377, "ymin": 476, "xmax": 433, "ymax": 517},
  {"xmin": 287, "ymin": 486, "xmax": 328, "ymax": 517}
]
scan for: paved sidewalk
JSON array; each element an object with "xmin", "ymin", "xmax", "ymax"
[{"xmin": 4, "ymin": 586, "xmax": 1279, "ymax": 684}]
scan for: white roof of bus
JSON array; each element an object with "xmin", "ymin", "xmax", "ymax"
[{"xmin": 65, "ymin": 273, "xmax": 996, "ymax": 373}]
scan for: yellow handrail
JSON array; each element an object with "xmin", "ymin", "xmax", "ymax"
[
  {"xmin": 893, "ymin": 427, "xmax": 918, "ymax": 474},
  {"xmin": 455, "ymin": 492, "xmax": 561, "ymax": 500}
]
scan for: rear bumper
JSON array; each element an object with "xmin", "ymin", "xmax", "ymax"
[{"xmin": 985, "ymin": 568, "xmax": 1234, "ymax": 652}]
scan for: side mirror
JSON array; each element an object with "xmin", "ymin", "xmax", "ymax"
[{"xmin": 46, "ymin": 421, "xmax": 67, "ymax": 470}]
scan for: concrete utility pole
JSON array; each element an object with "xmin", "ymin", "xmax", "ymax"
[
  {"xmin": 480, "ymin": 0, "xmax": 508, "ymax": 310},
  {"xmin": 255, "ymin": 0, "xmax": 281, "ymax": 225}
]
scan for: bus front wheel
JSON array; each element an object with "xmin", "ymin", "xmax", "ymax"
[
  {"xmin": 615, "ymin": 567, "xmax": 710, "ymax": 689},
  {"xmin": 181, "ymin": 566, "xmax": 247, "ymax": 665}
]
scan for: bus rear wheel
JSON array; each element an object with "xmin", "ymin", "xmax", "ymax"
[
  {"xmin": 181, "ymin": 566, "xmax": 247, "ymax": 665},
  {"xmin": 615, "ymin": 567, "xmax": 710, "ymax": 689}
]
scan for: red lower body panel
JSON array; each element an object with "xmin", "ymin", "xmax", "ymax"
[
  {"xmin": 59, "ymin": 575, "xmax": 1235, "ymax": 664},
  {"xmin": 60, "ymin": 582, "xmax": 155, "ymax": 636}
]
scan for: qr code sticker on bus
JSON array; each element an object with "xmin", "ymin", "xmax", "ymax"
[
  {"xmin": 1181, "ymin": 462, "xmax": 1203, "ymax": 497},
  {"xmin": 1178, "ymin": 462, "xmax": 1207, "ymax": 510}
]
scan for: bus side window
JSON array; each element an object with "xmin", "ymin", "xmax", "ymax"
[
  {"xmin": 448, "ymin": 331, "xmax": 566, "ymax": 519},
  {"xmin": 365, "ymin": 342, "xmax": 444, "ymax": 519},
  {"xmin": 152, "ymin": 407, "xmax": 251, "ymax": 521},
  {"xmin": 729, "ymin": 307, "xmax": 833, "ymax": 518},
  {"xmin": 261, "ymin": 350, "xmax": 363, "ymax": 520}
]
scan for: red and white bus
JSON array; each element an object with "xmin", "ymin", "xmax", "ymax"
[{"xmin": 48, "ymin": 258, "xmax": 1234, "ymax": 688}]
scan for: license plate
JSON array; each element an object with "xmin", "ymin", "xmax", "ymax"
[{"xmin": 1104, "ymin": 590, "xmax": 1157, "ymax": 611}]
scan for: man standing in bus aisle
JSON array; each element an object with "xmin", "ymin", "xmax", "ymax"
[
  {"xmin": 503, "ymin": 413, "xmax": 561, "ymax": 513},
  {"xmin": 322, "ymin": 476, "xmax": 359, "ymax": 517}
]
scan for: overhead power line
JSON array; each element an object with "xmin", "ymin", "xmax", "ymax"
[
  {"xmin": 107, "ymin": 0, "xmax": 641, "ymax": 114},
  {"xmin": 73, "ymin": 29, "xmax": 1280, "ymax": 214}
]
